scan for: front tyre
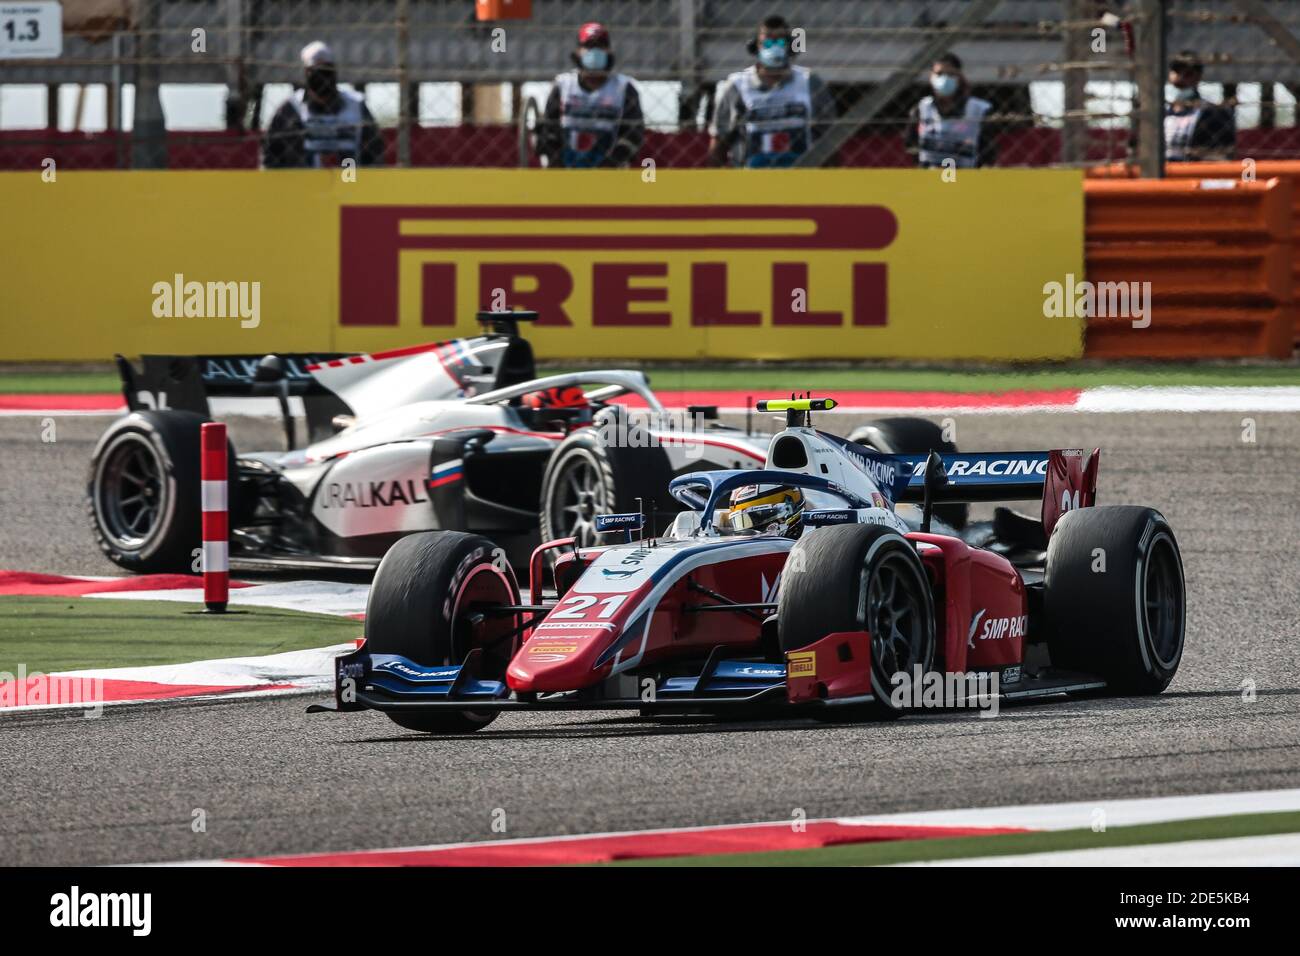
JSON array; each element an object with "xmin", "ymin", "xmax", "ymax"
[
  {"xmin": 779, "ymin": 524, "xmax": 936, "ymax": 720},
  {"xmin": 365, "ymin": 531, "xmax": 520, "ymax": 733},
  {"xmin": 1044, "ymin": 506, "xmax": 1185, "ymax": 694}
]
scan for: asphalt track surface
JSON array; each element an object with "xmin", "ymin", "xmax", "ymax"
[{"xmin": 1, "ymin": 410, "xmax": 1298, "ymax": 865}]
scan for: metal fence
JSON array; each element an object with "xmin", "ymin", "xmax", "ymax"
[{"xmin": 2, "ymin": 0, "xmax": 1299, "ymax": 170}]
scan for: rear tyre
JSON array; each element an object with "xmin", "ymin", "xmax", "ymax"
[
  {"xmin": 779, "ymin": 525, "xmax": 936, "ymax": 720},
  {"xmin": 539, "ymin": 408, "xmax": 677, "ymax": 552},
  {"xmin": 365, "ymin": 531, "xmax": 520, "ymax": 733},
  {"xmin": 849, "ymin": 417, "xmax": 967, "ymax": 530},
  {"xmin": 87, "ymin": 410, "xmax": 232, "ymax": 573},
  {"xmin": 1044, "ymin": 506, "xmax": 1185, "ymax": 694}
]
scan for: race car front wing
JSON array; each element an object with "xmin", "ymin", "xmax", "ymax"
[
  {"xmin": 306, "ymin": 636, "xmax": 1109, "ymax": 720},
  {"xmin": 306, "ymin": 644, "xmax": 804, "ymax": 716}
]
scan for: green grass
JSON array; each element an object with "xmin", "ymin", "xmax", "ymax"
[
  {"xmin": 0, "ymin": 372, "xmax": 121, "ymax": 393},
  {"xmin": 600, "ymin": 810, "xmax": 1300, "ymax": 866},
  {"xmin": 0, "ymin": 595, "xmax": 361, "ymax": 673},
  {"xmin": 2, "ymin": 363, "xmax": 1298, "ymax": 395}
]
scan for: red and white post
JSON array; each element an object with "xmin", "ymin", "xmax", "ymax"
[{"xmin": 200, "ymin": 422, "xmax": 229, "ymax": 613}]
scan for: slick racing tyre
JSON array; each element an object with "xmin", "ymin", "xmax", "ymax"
[
  {"xmin": 849, "ymin": 417, "xmax": 967, "ymax": 531},
  {"xmin": 539, "ymin": 408, "xmax": 678, "ymax": 551},
  {"xmin": 365, "ymin": 531, "xmax": 520, "ymax": 733},
  {"xmin": 87, "ymin": 410, "xmax": 232, "ymax": 573},
  {"xmin": 780, "ymin": 524, "xmax": 936, "ymax": 721},
  {"xmin": 1043, "ymin": 506, "xmax": 1185, "ymax": 694}
]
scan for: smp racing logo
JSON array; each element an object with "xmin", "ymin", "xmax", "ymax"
[{"xmin": 338, "ymin": 205, "xmax": 897, "ymax": 328}]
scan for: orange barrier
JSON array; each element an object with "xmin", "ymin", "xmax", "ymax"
[
  {"xmin": 1083, "ymin": 177, "xmax": 1295, "ymax": 358},
  {"xmin": 1091, "ymin": 160, "xmax": 1300, "ymax": 350}
]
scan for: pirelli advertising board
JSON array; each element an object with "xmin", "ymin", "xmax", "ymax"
[{"xmin": 0, "ymin": 169, "xmax": 1083, "ymax": 361}]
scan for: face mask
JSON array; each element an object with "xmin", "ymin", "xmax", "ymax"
[
  {"xmin": 1172, "ymin": 85, "xmax": 1197, "ymax": 102},
  {"xmin": 579, "ymin": 48, "xmax": 610, "ymax": 71},
  {"xmin": 931, "ymin": 73, "xmax": 959, "ymax": 98},
  {"xmin": 306, "ymin": 69, "xmax": 337, "ymax": 99},
  {"xmin": 758, "ymin": 38, "xmax": 790, "ymax": 69}
]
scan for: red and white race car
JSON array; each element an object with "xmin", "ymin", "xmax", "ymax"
[{"xmin": 312, "ymin": 397, "xmax": 1186, "ymax": 732}]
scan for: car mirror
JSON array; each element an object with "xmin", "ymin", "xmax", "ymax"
[{"xmin": 254, "ymin": 354, "xmax": 286, "ymax": 384}]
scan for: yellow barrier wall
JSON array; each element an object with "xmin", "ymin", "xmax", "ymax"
[{"xmin": 0, "ymin": 169, "xmax": 1084, "ymax": 361}]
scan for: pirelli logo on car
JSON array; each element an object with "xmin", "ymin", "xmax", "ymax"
[
  {"xmin": 786, "ymin": 650, "xmax": 817, "ymax": 679},
  {"xmin": 338, "ymin": 204, "xmax": 896, "ymax": 330}
]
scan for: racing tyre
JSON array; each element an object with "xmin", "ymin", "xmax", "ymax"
[
  {"xmin": 780, "ymin": 524, "xmax": 936, "ymax": 720},
  {"xmin": 365, "ymin": 531, "xmax": 520, "ymax": 733},
  {"xmin": 87, "ymin": 410, "xmax": 232, "ymax": 573},
  {"xmin": 539, "ymin": 408, "xmax": 678, "ymax": 551},
  {"xmin": 1043, "ymin": 506, "xmax": 1185, "ymax": 694},
  {"xmin": 849, "ymin": 417, "xmax": 967, "ymax": 530}
]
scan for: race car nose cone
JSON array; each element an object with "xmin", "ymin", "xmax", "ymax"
[{"xmin": 507, "ymin": 630, "xmax": 612, "ymax": 693}]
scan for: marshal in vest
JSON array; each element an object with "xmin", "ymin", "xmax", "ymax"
[
  {"xmin": 729, "ymin": 65, "xmax": 814, "ymax": 168},
  {"xmin": 1164, "ymin": 108, "xmax": 1201, "ymax": 162},
  {"xmin": 555, "ymin": 71, "xmax": 632, "ymax": 168},
  {"xmin": 291, "ymin": 88, "xmax": 366, "ymax": 168},
  {"xmin": 916, "ymin": 95, "xmax": 992, "ymax": 168}
]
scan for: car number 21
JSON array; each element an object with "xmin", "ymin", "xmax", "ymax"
[{"xmin": 549, "ymin": 594, "xmax": 628, "ymax": 620}]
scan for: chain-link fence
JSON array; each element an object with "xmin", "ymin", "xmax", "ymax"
[{"xmin": 1, "ymin": 0, "xmax": 1299, "ymax": 170}]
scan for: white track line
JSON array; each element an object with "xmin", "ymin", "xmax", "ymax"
[
  {"xmin": 840, "ymin": 788, "xmax": 1300, "ymax": 832},
  {"xmin": 54, "ymin": 642, "xmax": 356, "ymax": 688},
  {"xmin": 84, "ymin": 579, "xmax": 370, "ymax": 618},
  {"xmin": 1077, "ymin": 386, "xmax": 1300, "ymax": 413}
]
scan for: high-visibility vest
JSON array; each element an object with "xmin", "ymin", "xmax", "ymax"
[
  {"xmin": 290, "ymin": 88, "xmax": 366, "ymax": 167},
  {"xmin": 917, "ymin": 95, "xmax": 991, "ymax": 167},
  {"xmin": 555, "ymin": 70, "xmax": 633, "ymax": 168},
  {"xmin": 727, "ymin": 65, "xmax": 814, "ymax": 168},
  {"xmin": 1164, "ymin": 106, "xmax": 1203, "ymax": 161}
]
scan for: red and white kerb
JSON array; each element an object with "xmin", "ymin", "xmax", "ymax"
[{"xmin": 200, "ymin": 422, "xmax": 229, "ymax": 613}]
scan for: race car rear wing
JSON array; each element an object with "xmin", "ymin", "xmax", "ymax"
[
  {"xmin": 895, "ymin": 449, "xmax": 1099, "ymax": 538},
  {"xmin": 115, "ymin": 352, "xmax": 351, "ymax": 444},
  {"xmin": 893, "ymin": 451, "xmax": 1053, "ymax": 503}
]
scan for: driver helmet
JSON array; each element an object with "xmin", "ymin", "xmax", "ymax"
[
  {"xmin": 727, "ymin": 484, "xmax": 805, "ymax": 538},
  {"xmin": 522, "ymin": 385, "xmax": 590, "ymax": 411}
]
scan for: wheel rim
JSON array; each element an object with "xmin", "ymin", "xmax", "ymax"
[
  {"xmin": 449, "ymin": 564, "xmax": 518, "ymax": 677},
  {"xmin": 1143, "ymin": 533, "xmax": 1184, "ymax": 668},
  {"xmin": 96, "ymin": 435, "xmax": 167, "ymax": 550},
  {"xmin": 550, "ymin": 450, "xmax": 608, "ymax": 548},
  {"xmin": 866, "ymin": 551, "xmax": 929, "ymax": 681},
  {"xmin": 446, "ymin": 563, "xmax": 517, "ymax": 725}
]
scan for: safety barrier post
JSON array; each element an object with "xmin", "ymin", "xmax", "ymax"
[{"xmin": 200, "ymin": 422, "xmax": 229, "ymax": 613}]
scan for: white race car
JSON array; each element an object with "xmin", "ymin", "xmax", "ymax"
[
  {"xmin": 88, "ymin": 311, "xmax": 775, "ymax": 573},
  {"xmin": 87, "ymin": 311, "xmax": 962, "ymax": 574}
]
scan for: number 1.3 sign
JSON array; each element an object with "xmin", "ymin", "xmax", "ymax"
[{"xmin": 0, "ymin": 3, "xmax": 61, "ymax": 59}]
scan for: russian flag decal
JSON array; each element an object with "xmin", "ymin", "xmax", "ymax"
[{"xmin": 429, "ymin": 458, "xmax": 464, "ymax": 489}]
